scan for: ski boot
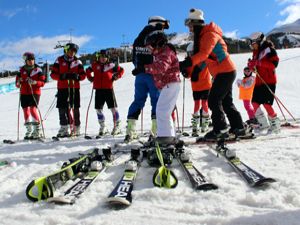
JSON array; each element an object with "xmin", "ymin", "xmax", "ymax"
[
  {"xmin": 24, "ymin": 122, "xmax": 32, "ymax": 140},
  {"xmin": 201, "ymin": 115, "xmax": 210, "ymax": 133},
  {"xmin": 96, "ymin": 121, "xmax": 108, "ymax": 138},
  {"xmin": 70, "ymin": 126, "xmax": 81, "ymax": 137},
  {"xmin": 31, "ymin": 122, "xmax": 43, "ymax": 140},
  {"xmin": 111, "ymin": 120, "xmax": 122, "ymax": 136},
  {"xmin": 267, "ymin": 116, "xmax": 281, "ymax": 134},
  {"xmin": 255, "ymin": 111, "xmax": 269, "ymax": 130},
  {"xmin": 57, "ymin": 125, "xmax": 70, "ymax": 138},
  {"xmin": 203, "ymin": 128, "xmax": 229, "ymax": 141},
  {"xmin": 191, "ymin": 114, "xmax": 199, "ymax": 137},
  {"xmin": 124, "ymin": 119, "xmax": 137, "ymax": 143}
]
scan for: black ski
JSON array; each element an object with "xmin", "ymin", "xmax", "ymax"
[
  {"xmin": 47, "ymin": 148, "xmax": 114, "ymax": 204},
  {"xmin": 107, "ymin": 148, "xmax": 143, "ymax": 206},
  {"xmin": 211, "ymin": 140, "xmax": 276, "ymax": 187},
  {"xmin": 175, "ymin": 147, "xmax": 218, "ymax": 190},
  {"xmin": 3, "ymin": 138, "xmax": 45, "ymax": 144}
]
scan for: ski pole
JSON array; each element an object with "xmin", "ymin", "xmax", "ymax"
[
  {"xmin": 182, "ymin": 78, "xmax": 186, "ymax": 132},
  {"xmin": 141, "ymin": 108, "xmax": 144, "ymax": 135},
  {"xmin": 84, "ymin": 88, "xmax": 94, "ymax": 138},
  {"xmin": 254, "ymin": 68, "xmax": 296, "ymax": 121},
  {"xmin": 17, "ymin": 84, "xmax": 22, "ymax": 141},
  {"xmin": 29, "ymin": 83, "xmax": 45, "ymax": 139},
  {"xmin": 174, "ymin": 105, "xmax": 180, "ymax": 133},
  {"xmin": 43, "ymin": 93, "xmax": 57, "ymax": 121}
]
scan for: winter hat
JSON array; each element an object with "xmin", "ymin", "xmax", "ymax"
[
  {"xmin": 185, "ymin": 8, "xmax": 205, "ymax": 26},
  {"xmin": 148, "ymin": 16, "xmax": 170, "ymax": 29},
  {"xmin": 249, "ymin": 32, "xmax": 265, "ymax": 45}
]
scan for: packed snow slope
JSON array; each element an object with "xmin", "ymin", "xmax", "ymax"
[{"xmin": 0, "ymin": 48, "xmax": 300, "ymax": 225}]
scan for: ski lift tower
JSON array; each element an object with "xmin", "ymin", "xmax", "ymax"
[{"xmin": 121, "ymin": 34, "xmax": 130, "ymax": 63}]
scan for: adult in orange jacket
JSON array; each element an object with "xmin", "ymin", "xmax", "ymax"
[
  {"xmin": 184, "ymin": 42, "xmax": 212, "ymax": 136},
  {"xmin": 16, "ymin": 52, "xmax": 46, "ymax": 139},
  {"xmin": 180, "ymin": 8, "xmax": 251, "ymax": 140},
  {"xmin": 86, "ymin": 49, "xmax": 124, "ymax": 136},
  {"xmin": 50, "ymin": 43, "xmax": 86, "ymax": 137}
]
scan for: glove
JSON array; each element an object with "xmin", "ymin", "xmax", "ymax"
[
  {"xmin": 179, "ymin": 57, "xmax": 193, "ymax": 72},
  {"xmin": 87, "ymin": 76, "xmax": 94, "ymax": 82},
  {"xmin": 247, "ymin": 60, "xmax": 259, "ymax": 71},
  {"xmin": 112, "ymin": 73, "xmax": 119, "ymax": 81},
  {"xmin": 132, "ymin": 67, "xmax": 145, "ymax": 76},
  {"xmin": 191, "ymin": 66, "xmax": 202, "ymax": 82},
  {"xmin": 27, "ymin": 78, "xmax": 37, "ymax": 85},
  {"xmin": 60, "ymin": 73, "xmax": 68, "ymax": 80},
  {"xmin": 69, "ymin": 73, "xmax": 80, "ymax": 81}
]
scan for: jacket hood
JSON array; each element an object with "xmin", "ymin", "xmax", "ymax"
[{"xmin": 201, "ymin": 22, "xmax": 223, "ymax": 37}]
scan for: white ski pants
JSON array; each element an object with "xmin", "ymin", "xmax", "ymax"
[{"xmin": 156, "ymin": 82, "xmax": 180, "ymax": 137}]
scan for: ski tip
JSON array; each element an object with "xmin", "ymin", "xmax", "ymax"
[
  {"xmin": 3, "ymin": 139, "xmax": 15, "ymax": 144},
  {"xmin": 196, "ymin": 183, "xmax": 219, "ymax": 191},
  {"xmin": 252, "ymin": 178, "xmax": 277, "ymax": 187},
  {"xmin": 106, "ymin": 197, "xmax": 131, "ymax": 208}
]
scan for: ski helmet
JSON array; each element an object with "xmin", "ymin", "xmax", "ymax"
[
  {"xmin": 145, "ymin": 30, "xmax": 168, "ymax": 48},
  {"xmin": 96, "ymin": 49, "xmax": 109, "ymax": 59},
  {"xmin": 185, "ymin": 8, "xmax": 205, "ymax": 26},
  {"xmin": 64, "ymin": 43, "xmax": 79, "ymax": 53},
  {"xmin": 148, "ymin": 16, "xmax": 170, "ymax": 29},
  {"xmin": 22, "ymin": 52, "xmax": 35, "ymax": 61},
  {"xmin": 249, "ymin": 32, "xmax": 265, "ymax": 45}
]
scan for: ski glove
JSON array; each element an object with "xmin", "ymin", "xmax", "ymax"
[
  {"xmin": 112, "ymin": 73, "xmax": 119, "ymax": 81},
  {"xmin": 87, "ymin": 76, "xmax": 94, "ymax": 82},
  {"xmin": 27, "ymin": 78, "xmax": 37, "ymax": 85},
  {"xmin": 247, "ymin": 59, "xmax": 260, "ymax": 71},
  {"xmin": 179, "ymin": 57, "xmax": 193, "ymax": 73},
  {"xmin": 132, "ymin": 67, "xmax": 145, "ymax": 76}
]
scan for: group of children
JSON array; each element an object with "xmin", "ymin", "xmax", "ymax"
[{"xmin": 15, "ymin": 8, "xmax": 281, "ymax": 142}]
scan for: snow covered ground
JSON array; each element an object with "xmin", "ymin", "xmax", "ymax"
[{"xmin": 0, "ymin": 48, "xmax": 300, "ymax": 225}]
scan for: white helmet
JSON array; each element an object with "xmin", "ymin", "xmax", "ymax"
[
  {"xmin": 148, "ymin": 16, "xmax": 170, "ymax": 29},
  {"xmin": 249, "ymin": 32, "xmax": 265, "ymax": 44},
  {"xmin": 185, "ymin": 8, "xmax": 205, "ymax": 26}
]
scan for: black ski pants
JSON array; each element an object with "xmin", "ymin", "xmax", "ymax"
[{"xmin": 208, "ymin": 71, "xmax": 244, "ymax": 132}]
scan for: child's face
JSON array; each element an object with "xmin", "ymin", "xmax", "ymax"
[{"xmin": 26, "ymin": 58, "xmax": 35, "ymax": 66}]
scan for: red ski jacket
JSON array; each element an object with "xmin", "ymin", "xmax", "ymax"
[
  {"xmin": 250, "ymin": 41, "xmax": 279, "ymax": 86},
  {"xmin": 86, "ymin": 62, "xmax": 124, "ymax": 89},
  {"xmin": 16, "ymin": 65, "xmax": 46, "ymax": 95},
  {"xmin": 50, "ymin": 55, "xmax": 86, "ymax": 89}
]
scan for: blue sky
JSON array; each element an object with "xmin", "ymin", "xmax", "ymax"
[{"xmin": 1, "ymin": 0, "xmax": 300, "ymax": 71}]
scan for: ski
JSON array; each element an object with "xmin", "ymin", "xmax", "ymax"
[
  {"xmin": 25, "ymin": 148, "xmax": 101, "ymax": 202},
  {"xmin": 47, "ymin": 148, "xmax": 114, "ymax": 204},
  {"xmin": 210, "ymin": 140, "xmax": 276, "ymax": 187},
  {"xmin": 3, "ymin": 138, "xmax": 45, "ymax": 144},
  {"xmin": 174, "ymin": 147, "xmax": 218, "ymax": 190},
  {"xmin": 107, "ymin": 148, "xmax": 143, "ymax": 206}
]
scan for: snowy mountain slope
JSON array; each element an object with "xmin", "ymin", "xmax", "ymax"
[{"xmin": 0, "ymin": 48, "xmax": 300, "ymax": 225}]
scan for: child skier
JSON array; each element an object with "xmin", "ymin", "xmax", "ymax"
[
  {"xmin": 86, "ymin": 49, "xmax": 124, "ymax": 137},
  {"xmin": 133, "ymin": 30, "xmax": 181, "ymax": 145},
  {"xmin": 184, "ymin": 42, "xmax": 212, "ymax": 136},
  {"xmin": 247, "ymin": 32, "xmax": 280, "ymax": 133},
  {"xmin": 50, "ymin": 43, "xmax": 86, "ymax": 137},
  {"xmin": 16, "ymin": 52, "xmax": 46, "ymax": 139},
  {"xmin": 236, "ymin": 67, "xmax": 258, "ymax": 126}
]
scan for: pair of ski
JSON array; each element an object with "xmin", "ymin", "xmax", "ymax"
[
  {"xmin": 208, "ymin": 139, "xmax": 276, "ymax": 187},
  {"xmin": 106, "ymin": 144, "xmax": 219, "ymax": 207},
  {"xmin": 26, "ymin": 147, "xmax": 113, "ymax": 204}
]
